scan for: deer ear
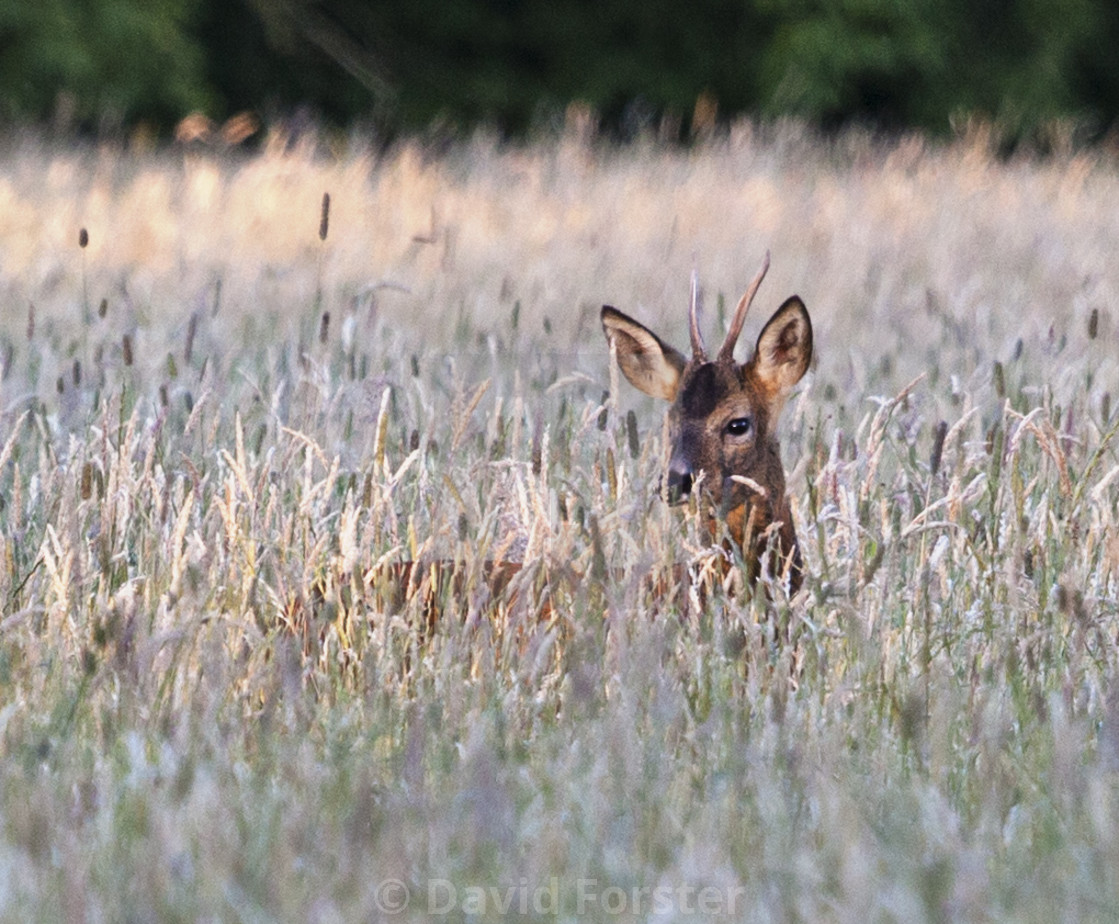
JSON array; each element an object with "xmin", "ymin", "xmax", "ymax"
[
  {"xmin": 749, "ymin": 296, "xmax": 812, "ymax": 411},
  {"xmin": 601, "ymin": 306, "xmax": 687, "ymax": 401}
]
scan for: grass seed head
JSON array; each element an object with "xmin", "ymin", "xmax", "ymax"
[
  {"xmin": 930, "ymin": 420, "xmax": 948, "ymax": 475},
  {"xmin": 185, "ymin": 313, "xmax": 197, "ymax": 365},
  {"xmin": 319, "ymin": 191, "xmax": 330, "ymax": 241}
]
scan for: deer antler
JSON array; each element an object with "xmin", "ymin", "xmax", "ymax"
[
  {"xmin": 717, "ymin": 250, "xmax": 770, "ymax": 364},
  {"xmin": 688, "ymin": 268, "xmax": 707, "ymax": 361}
]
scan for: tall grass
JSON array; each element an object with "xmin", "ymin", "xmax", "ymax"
[{"xmin": 0, "ymin": 123, "xmax": 1116, "ymax": 921}]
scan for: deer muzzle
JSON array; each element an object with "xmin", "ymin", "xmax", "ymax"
[{"xmin": 664, "ymin": 451, "xmax": 696, "ymax": 505}]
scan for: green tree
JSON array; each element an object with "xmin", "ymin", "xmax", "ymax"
[
  {"xmin": 0, "ymin": 0, "xmax": 212, "ymax": 128},
  {"xmin": 756, "ymin": 0, "xmax": 1101, "ymax": 138},
  {"xmin": 2, "ymin": 0, "xmax": 1117, "ymax": 142},
  {"xmin": 242, "ymin": 0, "xmax": 772, "ymax": 136}
]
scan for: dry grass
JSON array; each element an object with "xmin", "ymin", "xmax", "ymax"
[{"xmin": 0, "ymin": 123, "xmax": 1117, "ymax": 921}]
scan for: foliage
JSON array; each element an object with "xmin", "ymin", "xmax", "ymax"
[
  {"xmin": 757, "ymin": 0, "xmax": 1099, "ymax": 136},
  {"xmin": 0, "ymin": 0, "xmax": 1116, "ymax": 143},
  {"xmin": 0, "ymin": 0, "xmax": 212, "ymax": 129}
]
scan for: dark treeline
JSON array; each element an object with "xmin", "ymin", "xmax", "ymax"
[{"xmin": 1, "ymin": 0, "xmax": 1116, "ymax": 145}]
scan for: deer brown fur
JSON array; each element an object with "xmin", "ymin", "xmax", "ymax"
[{"xmin": 600, "ymin": 253, "xmax": 812, "ymax": 593}]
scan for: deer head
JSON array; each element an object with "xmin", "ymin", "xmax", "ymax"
[{"xmin": 601, "ymin": 253, "xmax": 812, "ymax": 591}]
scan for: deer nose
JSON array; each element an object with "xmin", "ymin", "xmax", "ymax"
[{"xmin": 665, "ymin": 464, "xmax": 693, "ymax": 504}]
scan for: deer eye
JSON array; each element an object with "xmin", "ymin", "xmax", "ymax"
[{"xmin": 725, "ymin": 416, "xmax": 753, "ymax": 437}]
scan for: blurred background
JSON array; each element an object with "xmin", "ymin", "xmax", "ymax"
[{"xmin": 1, "ymin": 0, "xmax": 1117, "ymax": 148}]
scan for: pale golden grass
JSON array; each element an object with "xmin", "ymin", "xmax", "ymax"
[{"xmin": 0, "ymin": 123, "xmax": 1116, "ymax": 921}]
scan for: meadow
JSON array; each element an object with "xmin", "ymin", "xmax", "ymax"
[{"xmin": 0, "ymin": 120, "xmax": 1117, "ymax": 921}]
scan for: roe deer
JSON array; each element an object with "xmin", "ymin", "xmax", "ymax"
[
  {"xmin": 294, "ymin": 254, "xmax": 810, "ymax": 653},
  {"xmin": 600, "ymin": 252, "xmax": 812, "ymax": 593}
]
